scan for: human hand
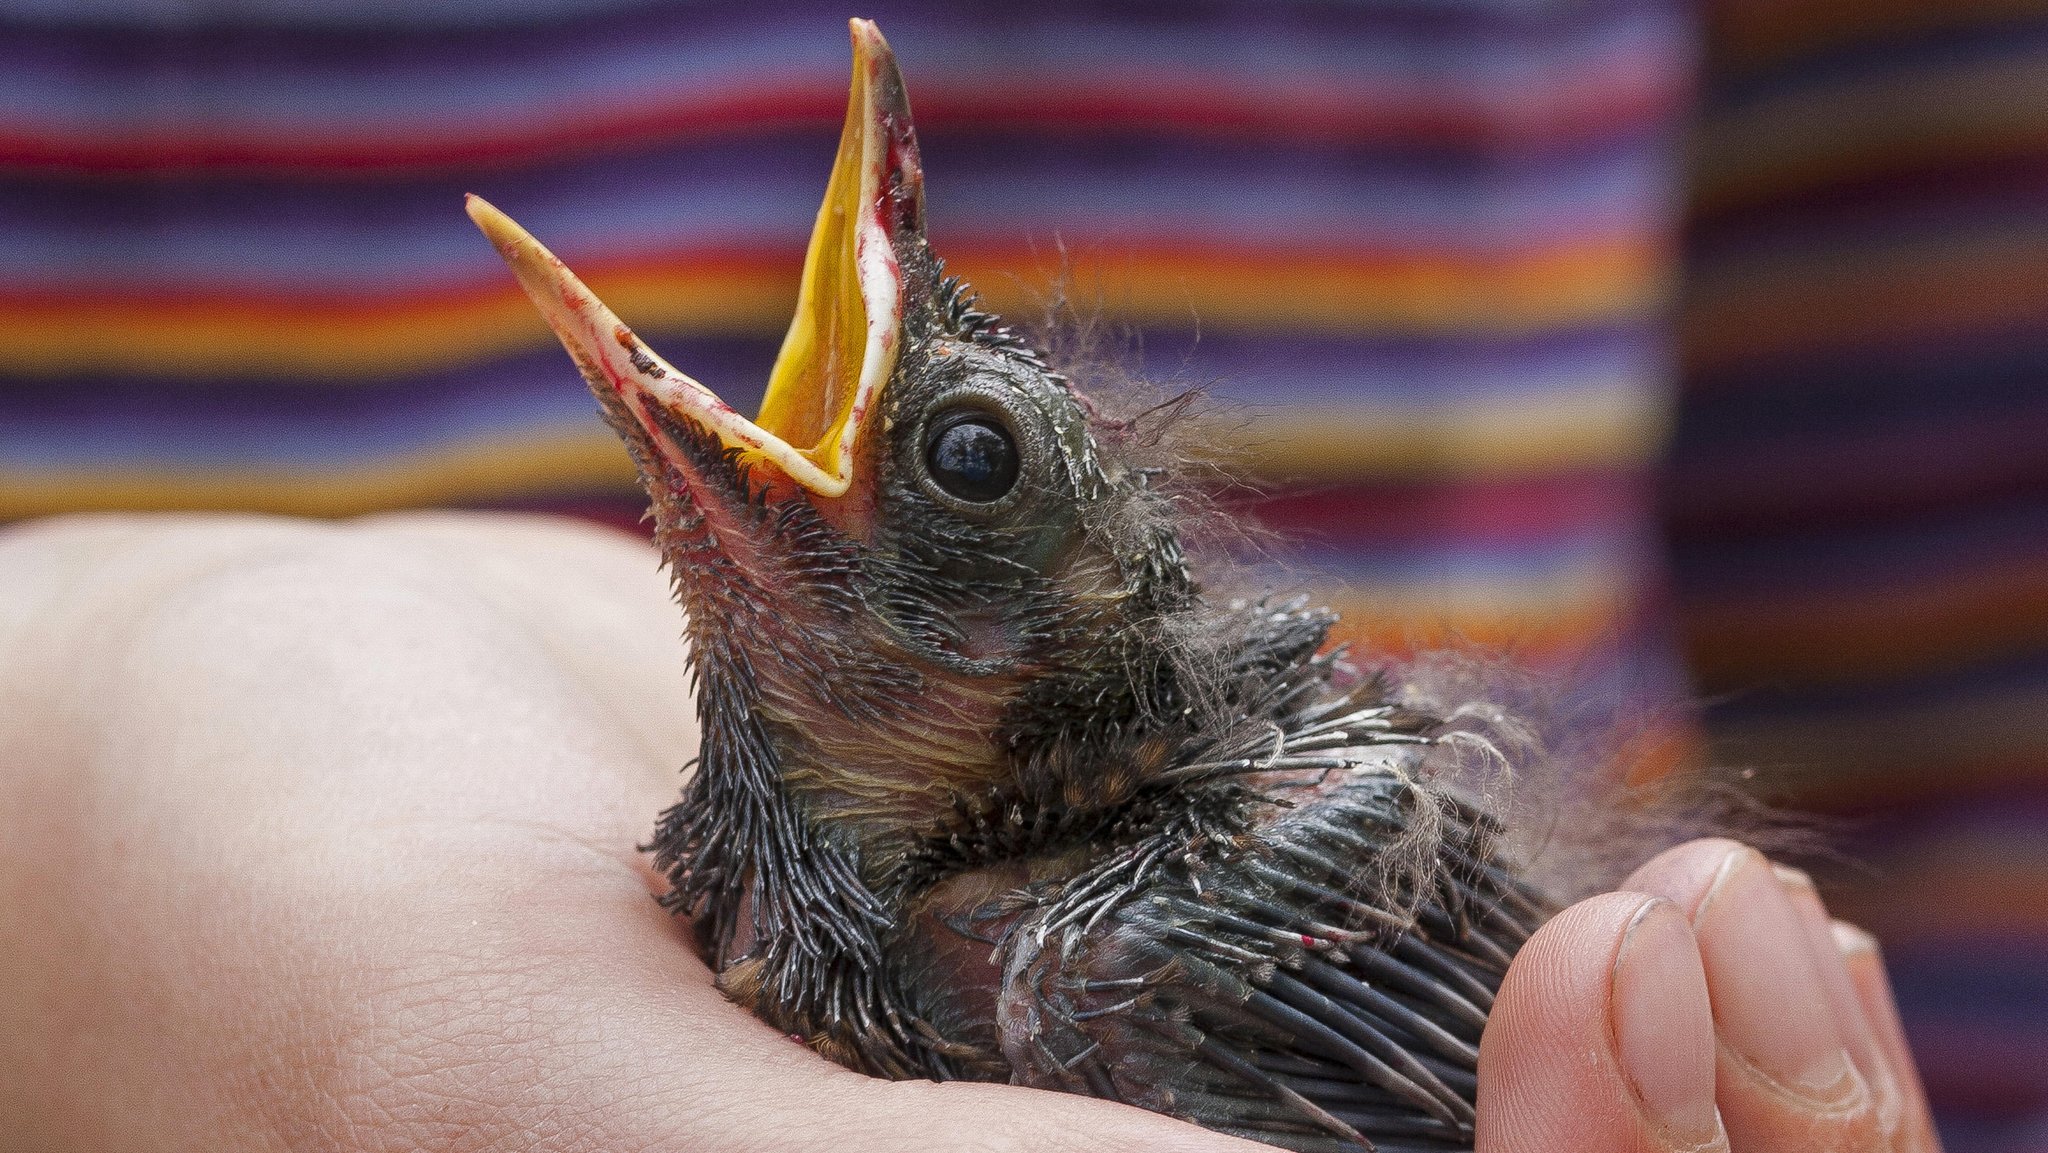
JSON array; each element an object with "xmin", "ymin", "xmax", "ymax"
[
  {"xmin": 0, "ymin": 514, "xmax": 1940, "ymax": 1153},
  {"xmin": 1477, "ymin": 839, "xmax": 1943, "ymax": 1152},
  {"xmin": 0, "ymin": 513, "xmax": 1262, "ymax": 1152}
]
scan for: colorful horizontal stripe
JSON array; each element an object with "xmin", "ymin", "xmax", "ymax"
[
  {"xmin": 0, "ymin": 238, "xmax": 1670, "ymax": 377},
  {"xmin": 0, "ymin": 3, "xmax": 1689, "ymax": 173},
  {"xmin": 0, "ymin": 140, "xmax": 1670, "ymax": 287},
  {"xmin": 0, "ymin": 0, "xmax": 1689, "ymax": 714},
  {"xmin": 1677, "ymin": 1, "xmax": 2048, "ymax": 1142}
]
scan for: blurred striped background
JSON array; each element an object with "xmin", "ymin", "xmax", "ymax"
[
  {"xmin": 0, "ymin": 1, "xmax": 2040, "ymax": 1146},
  {"xmin": 1675, "ymin": 3, "xmax": 2048, "ymax": 1145}
]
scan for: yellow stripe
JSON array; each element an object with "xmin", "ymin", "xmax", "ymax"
[
  {"xmin": 0, "ymin": 431, "xmax": 638, "ymax": 519},
  {"xmin": 0, "ymin": 369, "xmax": 1668, "ymax": 521},
  {"xmin": 1227, "ymin": 381, "xmax": 1671, "ymax": 476},
  {"xmin": 1316, "ymin": 562, "xmax": 1642, "ymax": 658},
  {"xmin": 0, "ymin": 378, "xmax": 1664, "ymax": 520},
  {"xmin": 0, "ymin": 242, "xmax": 1666, "ymax": 380}
]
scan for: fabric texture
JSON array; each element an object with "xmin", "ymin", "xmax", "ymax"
[{"xmin": 1674, "ymin": 3, "xmax": 2048, "ymax": 1144}]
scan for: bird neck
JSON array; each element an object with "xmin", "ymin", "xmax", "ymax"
[
  {"xmin": 650, "ymin": 643, "xmax": 965, "ymax": 1077},
  {"xmin": 879, "ymin": 595, "xmax": 1359, "ymax": 896}
]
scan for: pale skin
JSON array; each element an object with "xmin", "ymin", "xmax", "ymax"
[{"xmin": 0, "ymin": 514, "xmax": 1941, "ymax": 1153}]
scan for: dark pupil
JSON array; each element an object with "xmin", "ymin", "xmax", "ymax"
[{"xmin": 926, "ymin": 417, "xmax": 1019, "ymax": 503}]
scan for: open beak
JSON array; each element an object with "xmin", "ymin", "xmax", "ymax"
[{"xmin": 466, "ymin": 18, "xmax": 924, "ymax": 500}]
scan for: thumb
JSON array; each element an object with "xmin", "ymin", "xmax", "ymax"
[{"xmin": 1477, "ymin": 893, "xmax": 1728, "ymax": 1153}]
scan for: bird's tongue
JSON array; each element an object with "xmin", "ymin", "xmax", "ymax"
[{"xmin": 465, "ymin": 18, "xmax": 923, "ymax": 501}]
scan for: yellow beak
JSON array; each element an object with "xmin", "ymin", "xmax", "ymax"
[{"xmin": 466, "ymin": 18, "xmax": 921, "ymax": 499}]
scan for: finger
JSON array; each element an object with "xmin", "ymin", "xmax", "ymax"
[
  {"xmin": 1774, "ymin": 866, "xmax": 1913, "ymax": 1148},
  {"xmin": 1835, "ymin": 923, "xmax": 1945, "ymax": 1153},
  {"xmin": 1626, "ymin": 841, "xmax": 1884, "ymax": 1151},
  {"xmin": 1477, "ymin": 891, "xmax": 1727, "ymax": 1153}
]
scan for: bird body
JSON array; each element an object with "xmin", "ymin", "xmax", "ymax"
[{"xmin": 469, "ymin": 21, "xmax": 1555, "ymax": 1151}]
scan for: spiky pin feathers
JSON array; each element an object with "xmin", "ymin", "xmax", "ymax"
[{"xmin": 470, "ymin": 20, "xmax": 1554, "ymax": 1152}]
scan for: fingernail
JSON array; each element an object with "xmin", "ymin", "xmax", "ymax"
[
  {"xmin": 1612, "ymin": 898, "xmax": 1724, "ymax": 1146},
  {"xmin": 1771, "ymin": 862, "xmax": 1815, "ymax": 892},
  {"xmin": 1832, "ymin": 921, "xmax": 1878, "ymax": 958},
  {"xmin": 1695, "ymin": 849, "xmax": 1861, "ymax": 1104},
  {"xmin": 1779, "ymin": 872, "xmax": 1903, "ymax": 1139},
  {"xmin": 1774, "ymin": 868, "xmax": 1884, "ymax": 1068},
  {"xmin": 1777, "ymin": 883, "xmax": 1902, "ymax": 1136},
  {"xmin": 1832, "ymin": 920, "xmax": 1942, "ymax": 1152}
]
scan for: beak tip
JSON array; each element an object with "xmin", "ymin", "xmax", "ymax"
[
  {"xmin": 848, "ymin": 18, "xmax": 909, "ymax": 101},
  {"xmin": 463, "ymin": 195, "xmax": 568, "ymax": 302},
  {"xmin": 463, "ymin": 194, "xmax": 522, "ymax": 256}
]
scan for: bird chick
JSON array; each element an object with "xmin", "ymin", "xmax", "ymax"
[{"xmin": 470, "ymin": 20, "xmax": 1555, "ymax": 1152}]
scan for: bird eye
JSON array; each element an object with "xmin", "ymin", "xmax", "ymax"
[{"xmin": 925, "ymin": 414, "xmax": 1019, "ymax": 503}]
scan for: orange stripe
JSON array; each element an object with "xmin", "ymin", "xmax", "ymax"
[
  {"xmin": 1828, "ymin": 856, "xmax": 2048, "ymax": 939},
  {"xmin": 1614, "ymin": 719, "xmax": 1707, "ymax": 789},
  {"xmin": 0, "ymin": 240, "xmax": 1664, "ymax": 379},
  {"xmin": 1322, "ymin": 578, "xmax": 1639, "ymax": 666},
  {"xmin": 0, "ymin": 258, "xmax": 790, "ymax": 380},
  {"xmin": 1682, "ymin": 230, "xmax": 2048, "ymax": 376}
]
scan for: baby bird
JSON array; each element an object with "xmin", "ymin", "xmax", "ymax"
[{"xmin": 469, "ymin": 20, "xmax": 1553, "ymax": 1151}]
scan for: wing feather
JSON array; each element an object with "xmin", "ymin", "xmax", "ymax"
[{"xmin": 997, "ymin": 769, "xmax": 1549, "ymax": 1153}]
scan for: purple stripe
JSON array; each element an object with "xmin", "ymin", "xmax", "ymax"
[
  {"xmin": 0, "ymin": 348, "xmax": 623, "ymax": 468},
  {"xmin": 0, "ymin": 5, "xmax": 1686, "ymax": 128},
  {"xmin": 1680, "ymin": 326, "xmax": 2048, "ymax": 412},
  {"xmin": 0, "ymin": 0, "xmax": 1685, "ymax": 59},
  {"xmin": 1280, "ymin": 528, "xmax": 1657, "ymax": 584}
]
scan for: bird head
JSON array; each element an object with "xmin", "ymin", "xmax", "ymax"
[{"xmin": 469, "ymin": 21, "xmax": 1210, "ymax": 887}]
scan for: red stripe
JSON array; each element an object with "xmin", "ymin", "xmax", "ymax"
[
  {"xmin": 1232, "ymin": 473, "xmax": 1650, "ymax": 548},
  {"xmin": 0, "ymin": 75, "xmax": 1684, "ymax": 175}
]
